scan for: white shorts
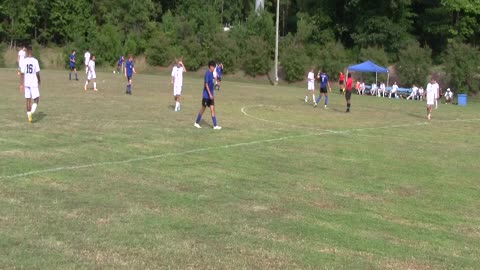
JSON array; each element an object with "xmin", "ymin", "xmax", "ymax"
[
  {"xmin": 24, "ymin": 86, "xmax": 40, "ymax": 99},
  {"xmin": 427, "ymin": 96, "xmax": 435, "ymax": 105},
  {"xmin": 173, "ymin": 85, "xmax": 183, "ymax": 96},
  {"xmin": 87, "ymin": 71, "xmax": 96, "ymax": 81},
  {"xmin": 307, "ymin": 82, "xmax": 314, "ymax": 91}
]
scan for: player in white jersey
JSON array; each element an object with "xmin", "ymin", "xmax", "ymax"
[
  {"xmin": 444, "ymin": 88, "xmax": 453, "ymax": 104},
  {"xmin": 84, "ymin": 55, "xmax": 97, "ymax": 91},
  {"xmin": 426, "ymin": 78, "xmax": 438, "ymax": 120},
  {"xmin": 305, "ymin": 67, "xmax": 316, "ymax": 104},
  {"xmin": 390, "ymin": 81, "xmax": 398, "ymax": 98},
  {"xmin": 433, "ymin": 80, "xmax": 440, "ymax": 109},
  {"xmin": 17, "ymin": 46, "xmax": 26, "ymax": 75},
  {"xmin": 20, "ymin": 46, "xmax": 41, "ymax": 123},
  {"xmin": 84, "ymin": 49, "xmax": 91, "ymax": 74},
  {"xmin": 407, "ymin": 84, "xmax": 418, "ymax": 100},
  {"xmin": 171, "ymin": 59, "xmax": 186, "ymax": 112}
]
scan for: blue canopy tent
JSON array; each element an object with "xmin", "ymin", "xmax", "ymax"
[{"xmin": 346, "ymin": 60, "xmax": 389, "ymax": 86}]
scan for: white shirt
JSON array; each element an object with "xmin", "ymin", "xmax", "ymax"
[
  {"xmin": 84, "ymin": 51, "xmax": 91, "ymax": 65},
  {"xmin": 88, "ymin": 60, "xmax": 95, "ymax": 74},
  {"xmin": 307, "ymin": 72, "xmax": 314, "ymax": 83},
  {"xmin": 21, "ymin": 57, "xmax": 41, "ymax": 87},
  {"xmin": 380, "ymin": 83, "xmax": 385, "ymax": 90},
  {"xmin": 445, "ymin": 90, "xmax": 453, "ymax": 98},
  {"xmin": 411, "ymin": 86, "xmax": 418, "ymax": 94},
  {"xmin": 426, "ymin": 83, "xmax": 437, "ymax": 99},
  {"xmin": 171, "ymin": 66, "xmax": 185, "ymax": 86},
  {"xmin": 18, "ymin": 49, "xmax": 26, "ymax": 66},
  {"xmin": 392, "ymin": 84, "xmax": 398, "ymax": 92}
]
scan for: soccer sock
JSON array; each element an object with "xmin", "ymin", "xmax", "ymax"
[
  {"xmin": 31, "ymin": 103, "xmax": 37, "ymax": 114},
  {"xmin": 93, "ymin": 82, "xmax": 97, "ymax": 89},
  {"xmin": 325, "ymin": 96, "xmax": 329, "ymax": 105},
  {"xmin": 347, "ymin": 103, "xmax": 351, "ymax": 110},
  {"xmin": 84, "ymin": 81, "xmax": 88, "ymax": 88},
  {"xmin": 175, "ymin": 102, "xmax": 179, "ymax": 111},
  {"xmin": 316, "ymin": 96, "xmax": 322, "ymax": 104},
  {"xmin": 212, "ymin": 116, "xmax": 217, "ymax": 127},
  {"xmin": 195, "ymin": 114, "xmax": 202, "ymax": 124},
  {"xmin": 312, "ymin": 94, "xmax": 316, "ymax": 103}
]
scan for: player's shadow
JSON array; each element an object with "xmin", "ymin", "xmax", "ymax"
[
  {"xmin": 167, "ymin": 105, "xmax": 175, "ymax": 110},
  {"xmin": 406, "ymin": 113, "xmax": 425, "ymax": 119},
  {"xmin": 34, "ymin": 112, "xmax": 47, "ymax": 123},
  {"xmin": 199, "ymin": 119, "xmax": 212, "ymax": 128}
]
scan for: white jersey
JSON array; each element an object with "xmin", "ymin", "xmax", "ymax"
[
  {"xmin": 84, "ymin": 51, "xmax": 91, "ymax": 66},
  {"xmin": 411, "ymin": 86, "xmax": 418, "ymax": 95},
  {"xmin": 392, "ymin": 84, "xmax": 398, "ymax": 92},
  {"xmin": 21, "ymin": 57, "xmax": 40, "ymax": 87},
  {"xmin": 426, "ymin": 83, "xmax": 437, "ymax": 104},
  {"xmin": 87, "ymin": 60, "xmax": 96, "ymax": 80},
  {"xmin": 171, "ymin": 66, "xmax": 184, "ymax": 87},
  {"xmin": 307, "ymin": 72, "xmax": 314, "ymax": 90},
  {"xmin": 18, "ymin": 49, "xmax": 26, "ymax": 67}
]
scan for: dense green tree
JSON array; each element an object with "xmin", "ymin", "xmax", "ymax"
[
  {"xmin": 396, "ymin": 42, "xmax": 432, "ymax": 85},
  {"xmin": 443, "ymin": 42, "xmax": 480, "ymax": 94}
]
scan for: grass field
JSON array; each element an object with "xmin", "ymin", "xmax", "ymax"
[{"xmin": 1, "ymin": 68, "xmax": 479, "ymax": 269}]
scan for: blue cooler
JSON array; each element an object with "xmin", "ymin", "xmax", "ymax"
[{"xmin": 458, "ymin": 94, "xmax": 467, "ymax": 106}]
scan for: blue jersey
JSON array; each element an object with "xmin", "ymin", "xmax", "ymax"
[
  {"xmin": 69, "ymin": 54, "xmax": 75, "ymax": 67},
  {"xmin": 117, "ymin": 56, "xmax": 123, "ymax": 66},
  {"xmin": 216, "ymin": 66, "xmax": 223, "ymax": 78},
  {"xmin": 125, "ymin": 60, "xmax": 134, "ymax": 76},
  {"xmin": 319, "ymin": 73, "xmax": 329, "ymax": 88},
  {"xmin": 203, "ymin": 69, "xmax": 215, "ymax": 99}
]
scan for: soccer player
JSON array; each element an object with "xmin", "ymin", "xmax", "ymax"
[
  {"xmin": 116, "ymin": 55, "xmax": 124, "ymax": 74},
  {"xmin": 378, "ymin": 82, "xmax": 386, "ymax": 97},
  {"xmin": 433, "ymin": 79, "xmax": 440, "ymax": 109},
  {"xmin": 19, "ymin": 46, "xmax": 41, "ymax": 123},
  {"xmin": 124, "ymin": 54, "xmax": 136, "ymax": 95},
  {"xmin": 305, "ymin": 67, "xmax": 316, "ymax": 104},
  {"xmin": 426, "ymin": 78, "xmax": 438, "ymax": 120},
  {"xmin": 84, "ymin": 49, "xmax": 91, "ymax": 74},
  {"xmin": 214, "ymin": 63, "xmax": 223, "ymax": 91},
  {"xmin": 315, "ymin": 69, "xmax": 331, "ymax": 108},
  {"xmin": 68, "ymin": 50, "xmax": 78, "ymax": 81},
  {"xmin": 345, "ymin": 73, "xmax": 353, "ymax": 112},
  {"xmin": 407, "ymin": 84, "xmax": 418, "ymax": 100},
  {"xmin": 390, "ymin": 81, "xmax": 398, "ymax": 98},
  {"xmin": 338, "ymin": 71, "xmax": 345, "ymax": 94},
  {"xmin": 194, "ymin": 61, "xmax": 221, "ymax": 130},
  {"xmin": 171, "ymin": 59, "xmax": 186, "ymax": 111},
  {"xmin": 84, "ymin": 55, "xmax": 97, "ymax": 91},
  {"xmin": 444, "ymin": 88, "xmax": 453, "ymax": 104},
  {"xmin": 17, "ymin": 46, "xmax": 26, "ymax": 75}
]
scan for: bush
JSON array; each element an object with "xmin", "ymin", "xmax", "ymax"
[
  {"xmin": 396, "ymin": 42, "xmax": 432, "ymax": 86},
  {"xmin": 358, "ymin": 46, "xmax": 389, "ymax": 66},
  {"xmin": 145, "ymin": 31, "xmax": 174, "ymax": 66},
  {"xmin": 0, "ymin": 43, "xmax": 6, "ymax": 68},
  {"xmin": 243, "ymin": 36, "xmax": 272, "ymax": 77},
  {"xmin": 181, "ymin": 37, "xmax": 206, "ymax": 71},
  {"xmin": 90, "ymin": 24, "xmax": 122, "ymax": 66},
  {"xmin": 443, "ymin": 42, "xmax": 480, "ymax": 94},
  {"xmin": 280, "ymin": 45, "xmax": 308, "ymax": 82},
  {"xmin": 31, "ymin": 40, "xmax": 43, "ymax": 67},
  {"xmin": 313, "ymin": 42, "xmax": 349, "ymax": 76},
  {"xmin": 209, "ymin": 32, "xmax": 240, "ymax": 74}
]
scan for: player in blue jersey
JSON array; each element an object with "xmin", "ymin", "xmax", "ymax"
[
  {"xmin": 116, "ymin": 55, "xmax": 124, "ymax": 74},
  {"xmin": 124, "ymin": 54, "xmax": 136, "ymax": 95},
  {"xmin": 214, "ymin": 63, "xmax": 223, "ymax": 91},
  {"xmin": 315, "ymin": 69, "xmax": 331, "ymax": 108},
  {"xmin": 194, "ymin": 61, "xmax": 221, "ymax": 130},
  {"xmin": 68, "ymin": 50, "xmax": 78, "ymax": 81}
]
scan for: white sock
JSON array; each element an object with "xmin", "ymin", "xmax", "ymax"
[
  {"xmin": 27, "ymin": 111, "xmax": 31, "ymax": 117},
  {"xmin": 177, "ymin": 102, "xmax": 180, "ymax": 110},
  {"xmin": 85, "ymin": 81, "xmax": 88, "ymax": 87},
  {"xmin": 93, "ymin": 82, "xmax": 97, "ymax": 89},
  {"xmin": 174, "ymin": 102, "xmax": 179, "ymax": 111},
  {"xmin": 312, "ymin": 94, "xmax": 316, "ymax": 103},
  {"xmin": 31, "ymin": 103, "xmax": 37, "ymax": 114}
]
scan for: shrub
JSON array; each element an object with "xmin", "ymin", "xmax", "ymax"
[
  {"xmin": 280, "ymin": 45, "xmax": 308, "ymax": 82},
  {"xmin": 90, "ymin": 24, "xmax": 122, "ymax": 66},
  {"xmin": 396, "ymin": 42, "xmax": 432, "ymax": 86},
  {"xmin": 0, "ymin": 43, "xmax": 6, "ymax": 68},
  {"xmin": 443, "ymin": 42, "xmax": 480, "ymax": 94},
  {"xmin": 243, "ymin": 36, "xmax": 272, "ymax": 77},
  {"xmin": 209, "ymin": 32, "xmax": 240, "ymax": 74}
]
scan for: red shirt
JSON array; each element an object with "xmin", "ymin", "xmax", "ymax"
[
  {"xmin": 339, "ymin": 73, "xmax": 345, "ymax": 81},
  {"xmin": 346, "ymin": 78, "xmax": 353, "ymax": 91}
]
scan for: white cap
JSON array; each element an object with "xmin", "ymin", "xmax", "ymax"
[{"xmin": 447, "ymin": 88, "xmax": 451, "ymax": 91}]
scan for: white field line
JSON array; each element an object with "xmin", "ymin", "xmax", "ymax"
[{"xmin": 1, "ymin": 106, "xmax": 478, "ymax": 179}]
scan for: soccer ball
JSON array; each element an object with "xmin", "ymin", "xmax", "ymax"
[{"xmin": 113, "ymin": 70, "xmax": 116, "ymax": 74}]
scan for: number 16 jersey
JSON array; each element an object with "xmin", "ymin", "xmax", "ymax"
[{"xmin": 21, "ymin": 57, "xmax": 41, "ymax": 87}]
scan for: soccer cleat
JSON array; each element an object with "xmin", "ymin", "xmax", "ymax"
[
  {"xmin": 305, "ymin": 97, "xmax": 308, "ymax": 103},
  {"xmin": 84, "ymin": 85, "xmax": 87, "ymax": 91},
  {"xmin": 427, "ymin": 114, "xmax": 431, "ymax": 120},
  {"xmin": 213, "ymin": 126, "xmax": 222, "ymax": 130},
  {"xmin": 324, "ymin": 105, "xmax": 328, "ymax": 109},
  {"xmin": 314, "ymin": 102, "xmax": 318, "ymax": 107},
  {"xmin": 94, "ymin": 89, "xmax": 98, "ymax": 91},
  {"xmin": 194, "ymin": 123, "xmax": 202, "ymax": 129},
  {"xmin": 27, "ymin": 113, "xmax": 32, "ymax": 123}
]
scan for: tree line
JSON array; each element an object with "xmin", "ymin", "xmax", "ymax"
[{"xmin": 1, "ymin": 0, "xmax": 479, "ymax": 93}]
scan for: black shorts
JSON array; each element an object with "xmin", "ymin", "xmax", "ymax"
[
  {"xmin": 127, "ymin": 76, "xmax": 132, "ymax": 81},
  {"xmin": 69, "ymin": 66, "xmax": 75, "ymax": 70},
  {"xmin": 320, "ymin": 87, "xmax": 328, "ymax": 93},
  {"xmin": 202, "ymin": 98, "xmax": 215, "ymax": 107},
  {"xmin": 216, "ymin": 77, "xmax": 222, "ymax": 82},
  {"xmin": 345, "ymin": 90, "xmax": 352, "ymax": 100},
  {"xmin": 339, "ymin": 80, "xmax": 344, "ymax": 85}
]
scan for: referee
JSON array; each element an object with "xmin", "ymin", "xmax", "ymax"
[{"xmin": 345, "ymin": 73, "xmax": 353, "ymax": 112}]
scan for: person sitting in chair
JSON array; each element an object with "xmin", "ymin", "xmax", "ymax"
[{"xmin": 444, "ymin": 88, "xmax": 454, "ymax": 104}]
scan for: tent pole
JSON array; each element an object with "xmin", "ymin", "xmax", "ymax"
[
  {"xmin": 387, "ymin": 72, "xmax": 390, "ymax": 87},
  {"xmin": 376, "ymin": 72, "xmax": 378, "ymax": 85}
]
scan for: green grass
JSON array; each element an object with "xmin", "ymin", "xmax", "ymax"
[{"xmin": 1, "ymin": 68, "xmax": 479, "ymax": 269}]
